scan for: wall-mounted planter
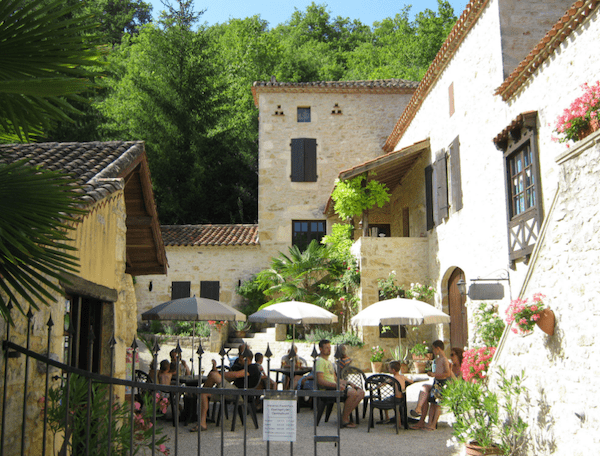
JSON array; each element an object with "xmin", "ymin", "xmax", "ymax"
[{"xmin": 536, "ymin": 308, "xmax": 555, "ymax": 335}]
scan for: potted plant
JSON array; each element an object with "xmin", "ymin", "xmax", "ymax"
[
  {"xmin": 442, "ymin": 367, "xmax": 528, "ymax": 455},
  {"xmin": 231, "ymin": 320, "xmax": 250, "ymax": 338},
  {"xmin": 461, "ymin": 346, "xmax": 496, "ymax": 383},
  {"xmin": 553, "ymin": 81, "xmax": 600, "ymax": 143},
  {"xmin": 370, "ymin": 345, "xmax": 385, "ymax": 373},
  {"xmin": 392, "ymin": 346, "xmax": 410, "ymax": 373},
  {"xmin": 410, "ymin": 341, "xmax": 430, "ymax": 373},
  {"xmin": 505, "ymin": 293, "xmax": 554, "ymax": 336}
]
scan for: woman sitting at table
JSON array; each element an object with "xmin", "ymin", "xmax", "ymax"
[{"xmin": 336, "ymin": 344, "xmax": 352, "ymax": 370}]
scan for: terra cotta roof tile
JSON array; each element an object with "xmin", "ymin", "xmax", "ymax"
[{"xmin": 161, "ymin": 224, "xmax": 259, "ymax": 246}]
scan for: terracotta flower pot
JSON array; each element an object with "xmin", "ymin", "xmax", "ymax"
[
  {"xmin": 465, "ymin": 442, "xmax": 502, "ymax": 455},
  {"xmin": 371, "ymin": 361, "xmax": 383, "ymax": 373},
  {"xmin": 536, "ymin": 308, "xmax": 555, "ymax": 336}
]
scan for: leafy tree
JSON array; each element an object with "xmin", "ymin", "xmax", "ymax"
[
  {"xmin": 83, "ymin": 0, "xmax": 153, "ymax": 46},
  {"xmin": 0, "ymin": 0, "xmax": 103, "ymax": 323},
  {"xmin": 270, "ymin": 2, "xmax": 371, "ymax": 82},
  {"xmin": 99, "ymin": 0, "xmax": 256, "ymax": 224},
  {"xmin": 343, "ymin": 1, "xmax": 457, "ymax": 81},
  {"xmin": 331, "ymin": 174, "xmax": 390, "ymax": 236}
]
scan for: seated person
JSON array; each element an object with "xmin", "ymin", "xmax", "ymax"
[
  {"xmin": 281, "ymin": 345, "xmax": 307, "ymax": 388},
  {"xmin": 191, "ymin": 351, "xmax": 257, "ymax": 432},
  {"xmin": 255, "ymin": 352, "xmax": 276, "ymax": 390},
  {"xmin": 297, "ymin": 372, "xmax": 314, "ymax": 391},
  {"xmin": 380, "ymin": 360, "xmax": 409, "ymax": 425},
  {"xmin": 157, "ymin": 359, "xmax": 173, "ymax": 386},
  {"xmin": 316, "ymin": 339, "xmax": 364, "ymax": 429},
  {"xmin": 169, "ymin": 349, "xmax": 191, "ymax": 377},
  {"xmin": 336, "ymin": 344, "xmax": 352, "ymax": 370}
]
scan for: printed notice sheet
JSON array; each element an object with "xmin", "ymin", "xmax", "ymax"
[{"xmin": 263, "ymin": 391, "xmax": 297, "ymax": 442}]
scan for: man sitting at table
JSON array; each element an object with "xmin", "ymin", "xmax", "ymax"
[
  {"xmin": 315, "ymin": 339, "xmax": 364, "ymax": 428},
  {"xmin": 191, "ymin": 350, "xmax": 260, "ymax": 432},
  {"xmin": 281, "ymin": 345, "xmax": 307, "ymax": 388}
]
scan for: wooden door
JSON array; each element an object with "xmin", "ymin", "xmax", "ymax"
[{"xmin": 448, "ymin": 268, "xmax": 468, "ymax": 349}]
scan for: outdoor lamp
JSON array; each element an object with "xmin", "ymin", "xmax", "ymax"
[{"xmin": 457, "ymin": 279, "xmax": 467, "ymax": 298}]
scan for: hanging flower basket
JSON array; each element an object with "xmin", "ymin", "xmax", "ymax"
[{"xmin": 505, "ymin": 293, "xmax": 548, "ymax": 336}]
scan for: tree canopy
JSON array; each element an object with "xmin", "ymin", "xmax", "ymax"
[{"xmin": 6, "ymin": 0, "xmax": 458, "ymax": 226}]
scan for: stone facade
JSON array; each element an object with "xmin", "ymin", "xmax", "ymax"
[
  {"xmin": 255, "ymin": 85, "xmax": 415, "ymax": 256},
  {"xmin": 136, "ymin": 244, "xmax": 268, "ymax": 317},
  {"xmin": 0, "ymin": 190, "xmax": 137, "ymax": 456}
]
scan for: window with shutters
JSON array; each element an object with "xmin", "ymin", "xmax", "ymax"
[
  {"xmin": 200, "ymin": 281, "xmax": 220, "ymax": 301},
  {"xmin": 297, "ymin": 107, "xmax": 311, "ymax": 122},
  {"xmin": 171, "ymin": 281, "xmax": 191, "ymax": 300},
  {"xmin": 292, "ymin": 220, "xmax": 326, "ymax": 251},
  {"xmin": 494, "ymin": 112, "xmax": 542, "ymax": 265},
  {"xmin": 291, "ymin": 138, "xmax": 317, "ymax": 182}
]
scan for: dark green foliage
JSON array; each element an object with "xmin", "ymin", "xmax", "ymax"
[
  {"xmin": 305, "ymin": 327, "xmax": 363, "ymax": 347},
  {"xmin": 236, "ymin": 275, "xmax": 269, "ymax": 316}
]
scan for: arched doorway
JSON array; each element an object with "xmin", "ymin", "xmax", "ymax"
[{"xmin": 448, "ymin": 268, "xmax": 468, "ymax": 349}]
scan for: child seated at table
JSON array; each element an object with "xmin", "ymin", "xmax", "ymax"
[
  {"xmin": 255, "ymin": 352, "xmax": 276, "ymax": 389},
  {"xmin": 380, "ymin": 360, "xmax": 409, "ymax": 425}
]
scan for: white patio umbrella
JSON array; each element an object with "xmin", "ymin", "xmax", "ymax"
[
  {"xmin": 248, "ymin": 300, "xmax": 338, "ymax": 341},
  {"xmin": 350, "ymin": 297, "xmax": 450, "ymax": 360},
  {"xmin": 141, "ymin": 295, "xmax": 246, "ymax": 373}
]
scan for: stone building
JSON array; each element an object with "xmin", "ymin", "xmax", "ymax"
[
  {"xmin": 133, "ymin": 3, "xmax": 600, "ymax": 451},
  {"xmin": 0, "ymin": 141, "xmax": 167, "ymax": 455}
]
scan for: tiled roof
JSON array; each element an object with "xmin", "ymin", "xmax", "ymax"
[
  {"xmin": 383, "ymin": 0, "xmax": 491, "ymax": 152},
  {"xmin": 161, "ymin": 224, "xmax": 259, "ymax": 246},
  {"xmin": 0, "ymin": 141, "xmax": 145, "ymax": 205},
  {"xmin": 252, "ymin": 78, "xmax": 418, "ymax": 106},
  {"xmin": 495, "ymin": 0, "xmax": 599, "ymax": 101}
]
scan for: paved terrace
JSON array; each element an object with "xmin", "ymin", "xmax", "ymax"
[{"xmin": 139, "ymin": 341, "xmax": 463, "ymax": 456}]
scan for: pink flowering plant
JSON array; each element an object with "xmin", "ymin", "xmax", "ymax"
[
  {"xmin": 461, "ymin": 346, "xmax": 496, "ymax": 383},
  {"xmin": 505, "ymin": 293, "xmax": 546, "ymax": 335},
  {"xmin": 41, "ymin": 374, "xmax": 170, "ymax": 455},
  {"xmin": 553, "ymin": 81, "xmax": 600, "ymax": 143}
]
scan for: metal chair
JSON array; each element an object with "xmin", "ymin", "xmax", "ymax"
[
  {"xmin": 365, "ymin": 374, "xmax": 407, "ymax": 434},
  {"xmin": 341, "ymin": 365, "xmax": 369, "ymax": 419}
]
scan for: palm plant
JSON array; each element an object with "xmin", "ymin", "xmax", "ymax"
[
  {"xmin": 257, "ymin": 240, "xmax": 333, "ymax": 305},
  {"xmin": 0, "ymin": 0, "xmax": 104, "ymax": 141},
  {"xmin": 0, "ymin": 0, "xmax": 104, "ymax": 323}
]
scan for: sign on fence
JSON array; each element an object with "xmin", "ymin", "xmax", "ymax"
[{"xmin": 263, "ymin": 390, "xmax": 297, "ymax": 442}]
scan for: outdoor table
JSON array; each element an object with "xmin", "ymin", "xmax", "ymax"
[{"xmin": 271, "ymin": 367, "xmax": 312, "ymax": 389}]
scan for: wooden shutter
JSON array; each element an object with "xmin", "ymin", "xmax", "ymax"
[
  {"xmin": 171, "ymin": 281, "xmax": 191, "ymax": 300},
  {"xmin": 291, "ymin": 138, "xmax": 317, "ymax": 182},
  {"xmin": 304, "ymin": 138, "xmax": 317, "ymax": 181},
  {"xmin": 291, "ymin": 138, "xmax": 305, "ymax": 182},
  {"xmin": 425, "ymin": 165, "xmax": 434, "ymax": 231},
  {"xmin": 435, "ymin": 150, "xmax": 448, "ymax": 224},
  {"xmin": 449, "ymin": 136, "xmax": 463, "ymax": 212},
  {"xmin": 200, "ymin": 281, "xmax": 220, "ymax": 301}
]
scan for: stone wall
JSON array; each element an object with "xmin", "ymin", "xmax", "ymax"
[
  {"xmin": 258, "ymin": 90, "xmax": 413, "ymax": 256},
  {"xmin": 492, "ymin": 131, "xmax": 600, "ymax": 455},
  {"xmin": 135, "ymin": 244, "xmax": 269, "ymax": 319},
  {"xmin": 0, "ymin": 191, "xmax": 135, "ymax": 456}
]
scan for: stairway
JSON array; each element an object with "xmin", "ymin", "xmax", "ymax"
[{"xmin": 225, "ymin": 327, "xmax": 317, "ymax": 368}]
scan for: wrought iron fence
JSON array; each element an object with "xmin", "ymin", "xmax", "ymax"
[{"xmin": 1, "ymin": 306, "xmax": 344, "ymax": 456}]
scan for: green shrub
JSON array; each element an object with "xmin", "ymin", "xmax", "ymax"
[
  {"xmin": 173, "ymin": 320, "xmax": 210, "ymax": 337},
  {"xmin": 305, "ymin": 327, "xmax": 363, "ymax": 347},
  {"xmin": 236, "ymin": 275, "xmax": 268, "ymax": 316}
]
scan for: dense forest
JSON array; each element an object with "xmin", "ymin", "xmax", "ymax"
[{"xmin": 3, "ymin": 0, "xmax": 458, "ymax": 225}]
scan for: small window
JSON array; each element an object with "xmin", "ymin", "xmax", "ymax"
[
  {"xmin": 292, "ymin": 220, "xmax": 326, "ymax": 251},
  {"xmin": 508, "ymin": 143, "xmax": 535, "ymax": 216},
  {"xmin": 449, "ymin": 82, "xmax": 455, "ymax": 117},
  {"xmin": 171, "ymin": 281, "xmax": 191, "ymax": 300},
  {"xmin": 297, "ymin": 107, "xmax": 311, "ymax": 122},
  {"xmin": 200, "ymin": 281, "xmax": 220, "ymax": 301}
]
